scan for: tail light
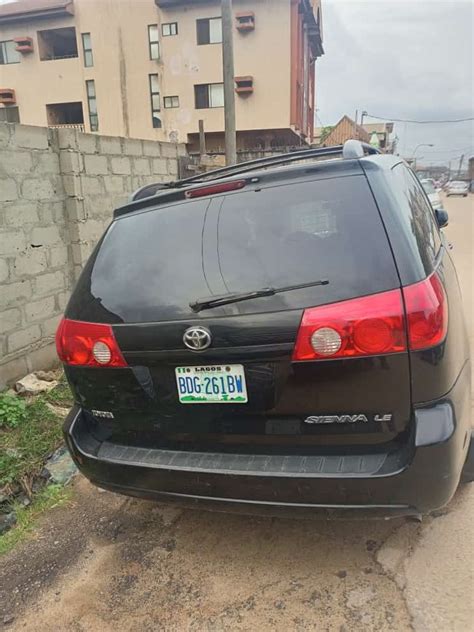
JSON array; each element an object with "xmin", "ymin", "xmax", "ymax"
[
  {"xmin": 403, "ymin": 272, "xmax": 448, "ymax": 350},
  {"xmin": 55, "ymin": 318, "xmax": 127, "ymax": 367},
  {"xmin": 293, "ymin": 273, "xmax": 448, "ymax": 361},
  {"xmin": 293, "ymin": 289, "xmax": 406, "ymax": 361}
]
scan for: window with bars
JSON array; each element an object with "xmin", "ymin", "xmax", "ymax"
[
  {"xmin": 86, "ymin": 80, "xmax": 98, "ymax": 131},
  {"xmin": 148, "ymin": 25, "xmax": 160, "ymax": 60},
  {"xmin": 0, "ymin": 40, "xmax": 20, "ymax": 64},
  {"xmin": 164, "ymin": 95, "xmax": 179, "ymax": 109},
  {"xmin": 81, "ymin": 33, "xmax": 93, "ymax": 67},
  {"xmin": 196, "ymin": 18, "xmax": 222, "ymax": 45},
  {"xmin": 162, "ymin": 22, "xmax": 178, "ymax": 36},
  {"xmin": 149, "ymin": 74, "xmax": 161, "ymax": 128},
  {"xmin": 194, "ymin": 83, "xmax": 224, "ymax": 109}
]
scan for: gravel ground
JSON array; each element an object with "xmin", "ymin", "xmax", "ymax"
[{"xmin": 1, "ymin": 194, "xmax": 472, "ymax": 632}]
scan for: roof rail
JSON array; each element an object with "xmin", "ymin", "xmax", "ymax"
[{"xmin": 131, "ymin": 140, "xmax": 380, "ymax": 201}]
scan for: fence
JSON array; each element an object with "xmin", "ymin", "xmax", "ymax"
[{"xmin": 0, "ymin": 122, "xmax": 186, "ymax": 388}]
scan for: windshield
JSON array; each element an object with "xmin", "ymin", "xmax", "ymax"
[{"xmin": 421, "ymin": 180, "xmax": 436, "ymax": 194}]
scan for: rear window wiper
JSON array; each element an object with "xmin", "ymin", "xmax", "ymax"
[{"xmin": 190, "ymin": 279, "xmax": 329, "ymax": 313}]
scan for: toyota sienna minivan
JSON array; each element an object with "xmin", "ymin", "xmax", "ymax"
[{"xmin": 58, "ymin": 140, "xmax": 473, "ymax": 517}]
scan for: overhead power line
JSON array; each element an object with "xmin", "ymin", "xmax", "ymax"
[{"xmin": 365, "ymin": 113, "xmax": 474, "ymax": 124}]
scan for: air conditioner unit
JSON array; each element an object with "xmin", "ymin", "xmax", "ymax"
[
  {"xmin": 14, "ymin": 37, "xmax": 34, "ymax": 53},
  {"xmin": 235, "ymin": 12, "xmax": 255, "ymax": 32},
  {"xmin": 235, "ymin": 76, "xmax": 254, "ymax": 95},
  {"xmin": 0, "ymin": 89, "xmax": 16, "ymax": 105}
]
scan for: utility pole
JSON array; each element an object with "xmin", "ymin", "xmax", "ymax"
[
  {"xmin": 221, "ymin": 0, "xmax": 237, "ymax": 165},
  {"xmin": 198, "ymin": 119, "xmax": 206, "ymax": 156},
  {"xmin": 457, "ymin": 154, "xmax": 464, "ymax": 177}
]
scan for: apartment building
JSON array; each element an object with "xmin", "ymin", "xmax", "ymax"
[{"xmin": 0, "ymin": 0, "xmax": 323, "ymax": 150}]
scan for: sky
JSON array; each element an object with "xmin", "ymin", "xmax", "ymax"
[{"xmin": 316, "ymin": 0, "xmax": 473, "ymax": 166}]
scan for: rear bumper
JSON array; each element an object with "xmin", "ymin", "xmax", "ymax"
[{"xmin": 64, "ymin": 362, "xmax": 471, "ymax": 517}]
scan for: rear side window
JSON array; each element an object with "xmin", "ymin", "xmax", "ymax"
[
  {"xmin": 391, "ymin": 164, "xmax": 441, "ymax": 273},
  {"xmin": 216, "ymin": 175, "xmax": 399, "ymax": 304}
]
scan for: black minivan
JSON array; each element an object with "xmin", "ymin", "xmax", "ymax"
[{"xmin": 58, "ymin": 140, "xmax": 473, "ymax": 517}]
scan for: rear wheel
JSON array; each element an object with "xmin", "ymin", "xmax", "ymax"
[{"xmin": 461, "ymin": 431, "xmax": 474, "ymax": 483}]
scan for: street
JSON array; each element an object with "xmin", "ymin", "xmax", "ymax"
[{"xmin": 1, "ymin": 194, "xmax": 473, "ymax": 632}]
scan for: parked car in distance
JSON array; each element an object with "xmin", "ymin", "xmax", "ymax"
[
  {"xmin": 446, "ymin": 180, "xmax": 469, "ymax": 197},
  {"xmin": 57, "ymin": 139, "xmax": 473, "ymax": 519},
  {"xmin": 420, "ymin": 178, "xmax": 442, "ymax": 209}
]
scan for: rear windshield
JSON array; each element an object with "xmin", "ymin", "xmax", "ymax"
[{"xmin": 70, "ymin": 175, "xmax": 399, "ymax": 322}]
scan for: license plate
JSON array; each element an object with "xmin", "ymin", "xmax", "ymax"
[{"xmin": 175, "ymin": 364, "xmax": 248, "ymax": 404}]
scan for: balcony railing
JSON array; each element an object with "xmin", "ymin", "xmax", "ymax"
[
  {"xmin": 41, "ymin": 53, "xmax": 78, "ymax": 61},
  {"xmin": 48, "ymin": 123, "xmax": 85, "ymax": 132}
]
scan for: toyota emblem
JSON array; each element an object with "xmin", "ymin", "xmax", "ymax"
[{"xmin": 183, "ymin": 326, "xmax": 212, "ymax": 351}]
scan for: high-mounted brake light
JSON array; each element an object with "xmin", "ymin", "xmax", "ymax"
[
  {"xmin": 55, "ymin": 319, "xmax": 127, "ymax": 367},
  {"xmin": 185, "ymin": 179, "xmax": 246, "ymax": 199},
  {"xmin": 403, "ymin": 272, "xmax": 448, "ymax": 350}
]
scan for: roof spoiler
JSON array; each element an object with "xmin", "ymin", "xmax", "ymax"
[{"xmin": 130, "ymin": 139, "xmax": 381, "ymax": 202}]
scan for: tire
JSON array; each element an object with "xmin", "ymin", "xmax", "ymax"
[{"xmin": 461, "ymin": 431, "xmax": 474, "ymax": 484}]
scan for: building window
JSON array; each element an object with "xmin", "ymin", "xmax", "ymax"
[
  {"xmin": 196, "ymin": 18, "xmax": 222, "ymax": 45},
  {"xmin": 149, "ymin": 74, "xmax": 161, "ymax": 128},
  {"xmin": 194, "ymin": 83, "xmax": 224, "ymax": 109},
  {"xmin": 0, "ymin": 40, "xmax": 21, "ymax": 64},
  {"xmin": 164, "ymin": 96, "xmax": 179, "ymax": 109},
  {"xmin": 85, "ymin": 80, "xmax": 98, "ymax": 131},
  {"xmin": 37, "ymin": 27, "xmax": 78, "ymax": 61},
  {"xmin": 162, "ymin": 22, "xmax": 178, "ymax": 36},
  {"xmin": 148, "ymin": 25, "xmax": 160, "ymax": 60},
  {"xmin": 81, "ymin": 33, "xmax": 93, "ymax": 67},
  {"xmin": 0, "ymin": 106, "xmax": 20, "ymax": 122}
]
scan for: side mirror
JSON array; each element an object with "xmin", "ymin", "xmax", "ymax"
[{"xmin": 435, "ymin": 208, "xmax": 449, "ymax": 228}]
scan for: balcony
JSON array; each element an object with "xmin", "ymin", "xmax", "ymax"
[
  {"xmin": 46, "ymin": 102, "xmax": 84, "ymax": 128},
  {"xmin": 38, "ymin": 27, "xmax": 78, "ymax": 61}
]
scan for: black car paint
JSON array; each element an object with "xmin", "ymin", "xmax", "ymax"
[{"xmin": 62, "ymin": 152, "xmax": 471, "ymax": 515}]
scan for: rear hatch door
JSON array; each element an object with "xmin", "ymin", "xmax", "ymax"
[{"xmin": 66, "ymin": 169, "xmax": 411, "ymax": 452}]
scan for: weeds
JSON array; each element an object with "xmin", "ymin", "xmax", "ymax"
[
  {"xmin": 0, "ymin": 397, "xmax": 64, "ymax": 493},
  {"xmin": 0, "ymin": 394, "xmax": 27, "ymax": 429},
  {"xmin": 0, "ymin": 484, "xmax": 72, "ymax": 556}
]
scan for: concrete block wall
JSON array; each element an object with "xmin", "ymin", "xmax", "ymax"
[{"xmin": 0, "ymin": 123, "xmax": 186, "ymax": 388}]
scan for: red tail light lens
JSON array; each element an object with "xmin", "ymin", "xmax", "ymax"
[
  {"xmin": 55, "ymin": 319, "xmax": 127, "ymax": 367},
  {"xmin": 403, "ymin": 272, "xmax": 448, "ymax": 350},
  {"xmin": 293, "ymin": 289, "xmax": 407, "ymax": 361}
]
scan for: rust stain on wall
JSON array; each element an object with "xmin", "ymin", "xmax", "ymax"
[{"xmin": 118, "ymin": 28, "xmax": 130, "ymax": 138}]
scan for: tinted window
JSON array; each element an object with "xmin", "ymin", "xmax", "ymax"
[
  {"xmin": 392, "ymin": 164, "xmax": 441, "ymax": 273},
  {"xmin": 217, "ymin": 175, "xmax": 398, "ymax": 299},
  {"xmin": 71, "ymin": 176, "xmax": 399, "ymax": 323}
]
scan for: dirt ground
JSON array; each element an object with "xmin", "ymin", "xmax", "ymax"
[{"xmin": 1, "ymin": 194, "xmax": 473, "ymax": 632}]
